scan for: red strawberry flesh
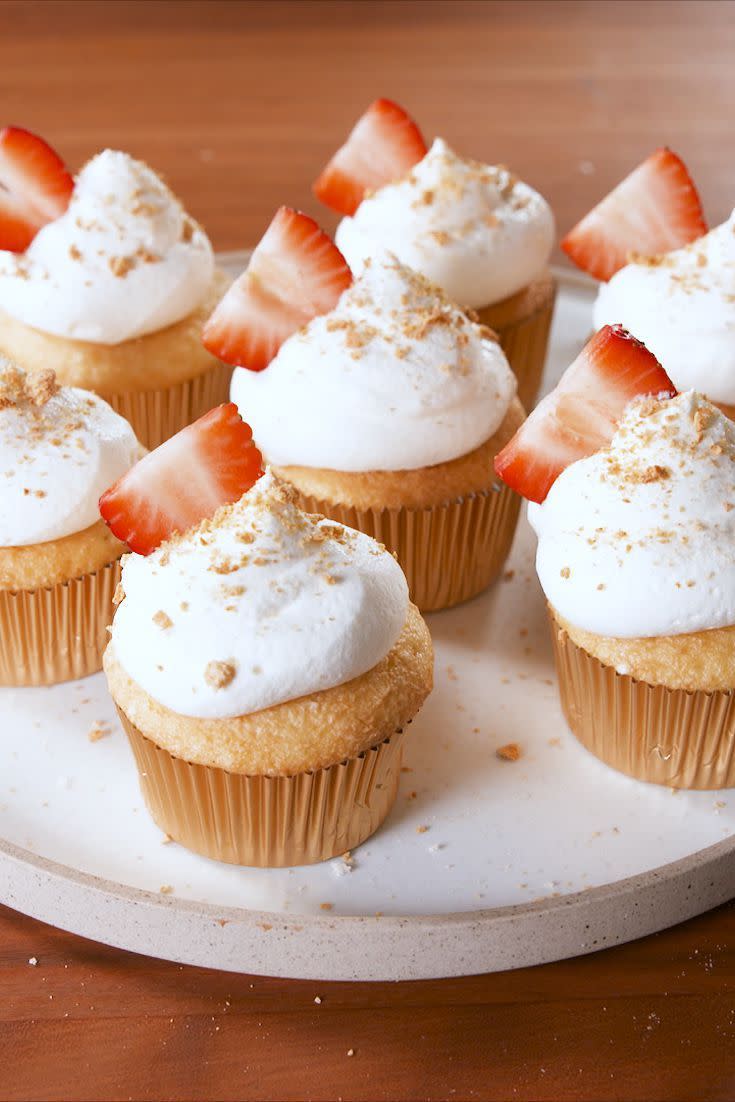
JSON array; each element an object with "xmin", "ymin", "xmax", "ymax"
[
  {"xmin": 202, "ymin": 206, "xmax": 352, "ymax": 371},
  {"xmin": 99, "ymin": 403, "xmax": 263, "ymax": 555},
  {"xmin": 561, "ymin": 148, "xmax": 707, "ymax": 282},
  {"xmin": 0, "ymin": 126, "xmax": 74, "ymax": 252},
  {"xmin": 313, "ymin": 98, "xmax": 427, "ymax": 216},
  {"xmin": 494, "ymin": 325, "xmax": 676, "ymax": 504}
]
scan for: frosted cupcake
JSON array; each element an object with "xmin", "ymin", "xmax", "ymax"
[
  {"xmin": 558, "ymin": 149, "xmax": 735, "ymax": 408},
  {"xmin": 313, "ymin": 99, "xmax": 556, "ymax": 406},
  {"xmin": 204, "ymin": 208, "xmax": 524, "ymax": 611},
  {"xmin": 593, "ymin": 214, "xmax": 735, "ymax": 418},
  {"xmin": 0, "ymin": 358, "xmax": 139, "ymax": 685},
  {"xmin": 100, "ymin": 409, "xmax": 433, "ymax": 866},
  {"xmin": 0, "ymin": 127, "xmax": 230, "ymax": 448},
  {"xmin": 495, "ymin": 324, "xmax": 735, "ymax": 789}
]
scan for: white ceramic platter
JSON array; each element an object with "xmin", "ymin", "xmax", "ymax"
[{"xmin": 1, "ymin": 259, "xmax": 734, "ymax": 982}]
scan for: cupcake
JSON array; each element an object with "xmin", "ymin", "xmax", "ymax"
[
  {"xmin": 204, "ymin": 207, "xmax": 524, "ymax": 611},
  {"xmin": 100, "ymin": 407, "xmax": 433, "ymax": 866},
  {"xmin": 0, "ymin": 357, "xmax": 139, "ymax": 685},
  {"xmin": 312, "ymin": 99, "xmax": 556, "ymax": 406},
  {"xmin": 496, "ymin": 324, "xmax": 735, "ymax": 789},
  {"xmin": 559, "ymin": 149, "xmax": 735, "ymax": 410},
  {"xmin": 0, "ymin": 127, "xmax": 230, "ymax": 449}
]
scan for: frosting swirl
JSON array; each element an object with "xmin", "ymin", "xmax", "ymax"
[
  {"xmin": 0, "ymin": 359, "xmax": 139, "ymax": 546},
  {"xmin": 335, "ymin": 138, "xmax": 554, "ymax": 309},
  {"xmin": 528, "ymin": 392, "xmax": 735, "ymax": 638},
  {"xmin": 0, "ymin": 150, "xmax": 214, "ymax": 345},
  {"xmin": 230, "ymin": 255, "xmax": 516, "ymax": 472},
  {"xmin": 109, "ymin": 472, "xmax": 409, "ymax": 718}
]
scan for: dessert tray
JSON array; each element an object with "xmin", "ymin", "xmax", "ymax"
[{"xmin": 1, "ymin": 255, "xmax": 733, "ymax": 982}]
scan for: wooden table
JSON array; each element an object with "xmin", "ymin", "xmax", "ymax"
[{"xmin": 1, "ymin": 1, "xmax": 734, "ymax": 1098}]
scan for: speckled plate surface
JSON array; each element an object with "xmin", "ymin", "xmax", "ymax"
[{"xmin": 1, "ymin": 261, "xmax": 734, "ymax": 981}]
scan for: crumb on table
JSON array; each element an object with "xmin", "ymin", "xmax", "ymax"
[{"xmin": 496, "ymin": 742, "xmax": 522, "ymax": 762}]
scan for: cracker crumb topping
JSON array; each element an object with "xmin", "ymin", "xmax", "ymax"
[{"xmin": 204, "ymin": 659, "xmax": 237, "ymax": 690}]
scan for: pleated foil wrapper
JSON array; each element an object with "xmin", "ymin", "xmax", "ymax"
[
  {"xmin": 476, "ymin": 281, "xmax": 557, "ymax": 410},
  {"xmin": 105, "ymin": 361, "xmax": 232, "ymax": 450},
  {"xmin": 117, "ymin": 708, "xmax": 408, "ymax": 866},
  {"xmin": 290, "ymin": 483, "xmax": 521, "ymax": 613},
  {"xmin": 0, "ymin": 558, "xmax": 121, "ymax": 686},
  {"xmin": 550, "ymin": 613, "xmax": 735, "ymax": 790}
]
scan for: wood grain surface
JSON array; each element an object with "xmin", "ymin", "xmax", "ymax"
[{"xmin": 1, "ymin": 2, "xmax": 735, "ymax": 1099}]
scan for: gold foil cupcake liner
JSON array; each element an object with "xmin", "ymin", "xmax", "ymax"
[
  {"xmin": 105, "ymin": 360, "xmax": 232, "ymax": 450},
  {"xmin": 0, "ymin": 559, "xmax": 121, "ymax": 686},
  {"xmin": 476, "ymin": 282, "xmax": 557, "ymax": 410},
  {"xmin": 291, "ymin": 484, "xmax": 521, "ymax": 613},
  {"xmin": 117, "ymin": 708, "xmax": 407, "ymax": 867},
  {"xmin": 550, "ymin": 614, "xmax": 735, "ymax": 789}
]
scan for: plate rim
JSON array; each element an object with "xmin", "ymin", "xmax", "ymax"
[{"xmin": 2, "ymin": 258, "xmax": 732, "ymax": 979}]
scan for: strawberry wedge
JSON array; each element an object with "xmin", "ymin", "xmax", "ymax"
[
  {"xmin": 99, "ymin": 404, "xmax": 263, "ymax": 555},
  {"xmin": 494, "ymin": 325, "xmax": 676, "ymax": 504},
  {"xmin": 313, "ymin": 98, "xmax": 427, "ymax": 216},
  {"xmin": 561, "ymin": 148, "xmax": 707, "ymax": 282},
  {"xmin": 0, "ymin": 126, "xmax": 74, "ymax": 252},
  {"xmin": 202, "ymin": 207, "xmax": 352, "ymax": 371}
]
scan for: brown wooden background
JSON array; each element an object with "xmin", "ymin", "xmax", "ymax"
[{"xmin": 1, "ymin": 2, "xmax": 735, "ymax": 1099}]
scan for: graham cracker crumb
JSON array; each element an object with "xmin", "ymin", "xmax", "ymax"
[
  {"xmin": 416, "ymin": 824, "xmax": 429, "ymax": 834},
  {"xmin": 87, "ymin": 720, "xmax": 111, "ymax": 743},
  {"xmin": 639, "ymin": 464, "xmax": 671, "ymax": 484},
  {"xmin": 152, "ymin": 610, "xmax": 173, "ymax": 630},
  {"xmin": 25, "ymin": 368, "xmax": 60, "ymax": 407},
  {"xmin": 319, "ymin": 902, "xmax": 333, "ymax": 911},
  {"xmin": 496, "ymin": 743, "xmax": 522, "ymax": 762},
  {"xmin": 204, "ymin": 659, "xmax": 236, "ymax": 690},
  {"xmin": 109, "ymin": 255, "xmax": 135, "ymax": 277},
  {"xmin": 159, "ymin": 885, "xmax": 174, "ymax": 895}
]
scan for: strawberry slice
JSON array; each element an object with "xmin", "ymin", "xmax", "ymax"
[
  {"xmin": 202, "ymin": 206, "xmax": 352, "ymax": 371},
  {"xmin": 99, "ymin": 404, "xmax": 263, "ymax": 555},
  {"xmin": 494, "ymin": 325, "xmax": 676, "ymax": 504},
  {"xmin": 0, "ymin": 126, "xmax": 74, "ymax": 252},
  {"xmin": 313, "ymin": 98, "xmax": 427, "ymax": 216},
  {"xmin": 561, "ymin": 148, "xmax": 707, "ymax": 282}
]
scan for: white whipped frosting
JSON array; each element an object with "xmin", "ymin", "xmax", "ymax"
[
  {"xmin": 0, "ymin": 363, "xmax": 139, "ymax": 546},
  {"xmin": 335, "ymin": 138, "xmax": 554, "ymax": 309},
  {"xmin": 594, "ymin": 213, "xmax": 735, "ymax": 404},
  {"xmin": 110, "ymin": 471, "xmax": 409, "ymax": 719},
  {"xmin": 528, "ymin": 392, "xmax": 735, "ymax": 638},
  {"xmin": 230, "ymin": 255, "xmax": 516, "ymax": 472},
  {"xmin": 0, "ymin": 150, "xmax": 214, "ymax": 344}
]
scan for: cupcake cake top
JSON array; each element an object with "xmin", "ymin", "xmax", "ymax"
[
  {"xmin": 0, "ymin": 141, "xmax": 214, "ymax": 345},
  {"xmin": 311, "ymin": 100, "xmax": 554, "ymax": 309},
  {"xmin": 0, "ymin": 358, "xmax": 138, "ymax": 546},
  {"xmin": 109, "ymin": 470, "xmax": 409, "ymax": 719},
  {"xmin": 528, "ymin": 392, "xmax": 735, "ymax": 638},
  {"xmin": 229, "ymin": 252, "xmax": 516, "ymax": 471},
  {"xmin": 593, "ymin": 213, "xmax": 735, "ymax": 403},
  {"xmin": 334, "ymin": 138, "xmax": 554, "ymax": 309}
]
